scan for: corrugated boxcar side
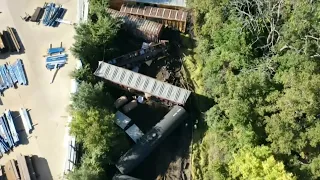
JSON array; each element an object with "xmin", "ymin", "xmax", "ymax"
[{"xmin": 106, "ymin": 8, "xmax": 163, "ymax": 42}]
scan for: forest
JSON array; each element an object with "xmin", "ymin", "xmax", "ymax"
[
  {"xmin": 67, "ymin": 0, "xmax": 130, "ymax": 179},
  {"xmin": 67, "ymin": 0, "xmax": 320, "ymax": 179},
  {"xmin": 189, "ymin": 0, "xmax": 320, "ymax": 179}
]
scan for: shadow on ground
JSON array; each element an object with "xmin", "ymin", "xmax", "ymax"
[
  {"xmin": 0, "ymin": 27, "xmax": 25, "ymax": 59},
  {"xmin": 129, "ymin": 116, "xmax": 192, "ymax": 180},
  {"xmin": 11, "ymin": 28, "xmax": 25, "ymax": 54},
  {"xmin": 105, "ymin": 29, "xmax": 213, "ymax": 180},
  {"xmin": 31, "ymin": 155, "xmax": 53, "ymax": 180},
  {"xmin": 126, "ymin": 102, "xmax": 169, "ymax": 133},
  {"xmin": 11, "ymin": 111, "xmax": 29, "ymax": 145}
]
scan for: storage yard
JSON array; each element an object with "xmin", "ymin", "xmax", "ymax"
[{"xmin": 0, "ymin": 0, "xmax": 77, "ymax": 179}]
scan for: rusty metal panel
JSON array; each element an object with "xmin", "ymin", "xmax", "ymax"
[
  {"xmin": 124, "ymin": 0, "xmax": 187, "ymax": 8},
  {"xmin": 120, "ymin": 4, "xmax": 187, "ymax": 32},
  {"xmin": 106, "ymin": 8, "xmax": 162, "ymax": 42},
  {"xmin": 120, "ymin": 4, "xmax": 187, "ymax": 22}
]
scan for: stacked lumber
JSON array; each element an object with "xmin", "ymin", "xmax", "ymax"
[
  {"xmin": 3, "ymin": 155, "xmax": 37, "ymax": 180},
  {"xmin": 4, "ymin": 160, "xmax": 20, "ymax": 180}
]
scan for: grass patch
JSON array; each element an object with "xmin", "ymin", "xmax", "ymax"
[
  {"xmin": 179, "ymin": 33, "xmax": 205, "ymax": 96},
  {"xmin": 179, "ymin": 34, "xmax": 214, "ymax": 180}
]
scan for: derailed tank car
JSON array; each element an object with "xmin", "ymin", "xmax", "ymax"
[{"xmin": 116, "ymin": 105, "xmax": 188, "ymax": 174}]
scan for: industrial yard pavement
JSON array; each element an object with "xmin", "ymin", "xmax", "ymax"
[{"xmin": 0, "ymin": 0, "xmax": 77, "ymax": 179}]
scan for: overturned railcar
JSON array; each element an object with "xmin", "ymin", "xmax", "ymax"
[
  {"xmin": 120, "ymin": 4, "xmax": 188, "ymax": 32},
  {"xmin": 106, "ymin": 8, "xmax": 163, "ymax": 42},
  {"xmin": 116, "ymin": 105, "xmax": 188, "ymax": 174}
]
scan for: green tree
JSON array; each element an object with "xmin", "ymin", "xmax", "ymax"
[
  {"xmin": 71, "ymin": 81, "xmax": 113, "ymax": 111},
  {"xmin": 70, "ymin": 109, "xmax": 117, "ymax": 155},
  {"xmin": 89, "ymin": 0, "xmax": 109, "ymax": 15},
  {"xmin": 68, "ymin": 1, "xmax": 126, "ymax": 179},
  {"xmin": 228, "ymin": 146, "xmax": 295, "ymax": 180},
  {"xmin": 67, "ymin": 165, "xmax": 102, "ymax": 180},
  {"xmin": 70, "ymin": 64, "xmax": 97, "ymax": 83},
  {"xmin": 71, "ymin": 14, "xmax": 120, "ymax": 67},
  {"xmin": 67, "ymin": 150, "xmax": 106, "ymax": 180},
  {"xmin": 190, "ymin": 0, "xmax": 320, "ymax": 179},
  {"xmin": 69, "ymin": 81, "xmax": 129, "ymax": 176}
]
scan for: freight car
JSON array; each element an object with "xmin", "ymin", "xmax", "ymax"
[{"xmin": 116, "ymin": 105, "xmax": 188, "ymax": 174}]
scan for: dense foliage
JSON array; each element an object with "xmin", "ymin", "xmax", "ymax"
[
  {"xmin": 189, "ymin": 0, "xmax": 320, "ymax": 179},
  {"xmin": 68, "ymin": 82, "xmax": 128, "ymax": 180},
  {"xmin": 229, "ymin": 146, "xmax": 295, "ymax": 179},
  {"xmin": 68, "ymin": 1, "xmax": 128, "ymax": 179},
  {"xmin": 71, "ymin": 3, "xmax": 120, "ymax": 69}
]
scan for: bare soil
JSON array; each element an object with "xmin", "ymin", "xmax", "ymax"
[{"xmin": 122, "ymin": 29, "xmax": 193, "ymax": 179}]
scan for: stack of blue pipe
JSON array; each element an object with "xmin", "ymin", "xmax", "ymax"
[
  {"xmin": 14, "ymin": 59, "xmax": 28, "ymax": 85},
  {"xmin": 5, "ymin": 110, "xmax": 19, "ymax": 145},
  {"xmin": 0, "ymin": 65, "xmax": 14, "ymax": 88},
  {"xmin": 0, "ymin": 110, "xmax": 19, "ymax": 155},
  {"xmin": 46, "ymin": 47, "xmax": 67, "ymax": 70},
  {"xmin": 0, "ymin": 59, "xmax": 28, "ymax": 93},
  {"xmin": 42, "ymin": 3, "xmax": 66, "ymax": 27},
  {"xmin": 48, "ymin": 47, "xmax": 64, "ymax": 55}
]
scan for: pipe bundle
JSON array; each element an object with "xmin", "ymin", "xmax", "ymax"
[
  {"xmin": 42, "ymin": 3, "xmax": 66, "ymax": 27},
  {"xmin": 46, "ymin": 51, "xmax": 67, "ymax": 70},
  {"xmin": 19, "ymin": 108, "xmax": 33, "ymax": 135},
  {"xmin": 0, "ymin": 59, "xmax": 28, "ymax": 93},
  {"xmin": 0, "ymin": 110, "xmax": 19, "ymax": 155}
]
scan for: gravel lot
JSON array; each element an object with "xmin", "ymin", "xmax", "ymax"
[{"xmin": 0, "ymin": 0, "xmax": 77, "ymax": 179}]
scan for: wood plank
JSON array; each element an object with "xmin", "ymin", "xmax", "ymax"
[
  {"xmin": 4, "ymin": 160, "xmax": 20, "ymax": 180},
  {"xmin": 17, "ymin": 154, "xmax": 31, "ymax": 180}
]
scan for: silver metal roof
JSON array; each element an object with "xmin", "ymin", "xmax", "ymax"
[
  {"xmin": 115, "ymin": 111, "xmax": 132, "ymax": 129},
  {"xmin": 94, "ymin": 61, "xmax": 191, "ymax": 105},
  {"xmin": 125, "ymin": 0, "xmax": 186, "ymax": 8},
  {"xmin": 125, "ymin": 124, "xmax": 144, "ymax": 143}
]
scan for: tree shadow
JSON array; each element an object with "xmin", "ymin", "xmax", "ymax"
[
  {"xmin": 31, "ymin": 155, "xmax": 53, "ymax": 180},
  {"xmin": 187, "ymin": 93, "xmax": 214, "ymax": 146}
]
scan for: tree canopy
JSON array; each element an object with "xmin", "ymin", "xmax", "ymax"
[
  {"xmin": 229, "ymin": 146, "xmax": 295, "ymax": 180},
  {"xmin": 190, "ymin": 0, "xmax": 320, "ymax": 179},
  {"xmin": 71, "ymin": 8, "xmax": 120, "ymax": 68},
  {"xmin": 68, "ymin": 82, "xmax": 129, "ymax": 179},
  {"xmin": 68, "ymin": 2, "xmax": 128, "ymax": 178},
  {"xmin": 68, "ymin": 0, "xmax": 320, "ymax": 179},
  {"xmin": 70, "ymin": 82, "xmax": 113, "ymax": 111}
]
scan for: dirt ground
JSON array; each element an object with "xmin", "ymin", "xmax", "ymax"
[
  {"xmin": 129, "ymin": 115, "xmax": 192, "ymax": 180},
  {"xmin": 113, "ymin": 96, "xmax": 192, "ymax": 180},
  {"xmin": 111, "ymin": 29, "xmax": 193, "ymax": 180}
]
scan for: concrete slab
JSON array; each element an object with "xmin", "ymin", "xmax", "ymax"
[{"xmin": 0, "ymin": 0, "xmax": 77, "ymax": 179}]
